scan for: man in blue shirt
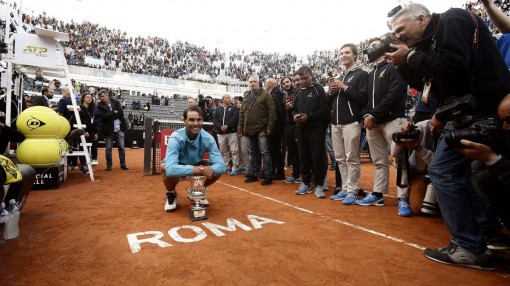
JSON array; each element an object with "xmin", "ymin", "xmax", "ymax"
[{"xmin": 162, "ymin": 106, "xmax": 226, "ymax": 212}]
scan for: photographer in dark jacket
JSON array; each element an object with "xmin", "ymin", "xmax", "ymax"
[
  {"xmin": 97, "ymin": 89, "xmax": 129, "ymax": 171},
  {"xmin": 291, "ymin": 66, "xmax": 330, "ymax": 198},
  {"xmin": 213, "ymin": 94, "xmax": 240, "ymax": 176},
  {"xmin": 459, "ymin": 94, "xmax": 510, "ymax": 231},
  {"xmin": 386, "ymin": 3, "xmax": 510, "ymax": 270}
]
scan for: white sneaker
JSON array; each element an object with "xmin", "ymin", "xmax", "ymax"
[
  {"xmin": 164, "ymin": 192, "xmax": 179, "ymax": 212},
  {"xmin": 199, "ymin": 198, "xmax": 209, "ymax": 207},
  {"xmin": 91, "ymin": 160, "xmax": 98, "ymax": 166}
]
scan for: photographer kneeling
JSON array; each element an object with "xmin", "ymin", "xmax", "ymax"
[
  {"xmin": 392, "ymin": 116, "xmax": 444, "ymax": 215},
  {"xmin": 457, "ymin": 94, "xmax": 510, "ymax": 234}
]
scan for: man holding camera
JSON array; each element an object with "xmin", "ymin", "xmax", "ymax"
[
  {"xmin": 392, "ymin": 116, "xmax": 444, "ymax": 215},
  {"xmin": 458, "ymin": 94, "xmax": 510, "ymax": 232},
  {"xmin": 356, "ymin": 37, "xmax": 408, "ymax": 213},
  {"xmin": 386, "ymin": 3, "xmax": 510, "ymax": 270}
]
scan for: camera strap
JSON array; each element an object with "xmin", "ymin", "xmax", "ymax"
[
  {"xmin": 396, "ymin": 148, "xmax": 412, "ymax": 188},
  {"xmin": 467, "ymin": 11, "xmax": 479, "ymax": 96}
]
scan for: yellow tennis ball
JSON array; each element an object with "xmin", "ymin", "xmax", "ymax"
[
  {"xmin": 17, "ymin": 106, "xmax": 65, "ymax": 138},
  {"xmin": 56, "ymin": 116, "xmax": 71, "ymax": 139},
  {"xmin": 16, "ymin": 138, "xmax": 68, "ymax": 167}
]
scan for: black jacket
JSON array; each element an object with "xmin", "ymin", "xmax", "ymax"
[
  {"xmin": 97, "ymin": 98, "xmax": 127, "ymax": 136},
  {"xmin": 329, "ymin": 67, "xmax": 368, "ymax": 125},
  {"xmin": 291, "ymin": 83, "xmax": 329, "ymax": 128},
  {"xmin": 269, "ymin": 87, "xmax": 286, "ymax": 133},
  {"xmin": 213, "ymin": 104, "xmax": 239, "ymax": 134},
  {"xmin": 31, "ymin": 95, "xmax": 49, "ymax": 107},
  {"xmin": 398, "ymin": 9, "xmax": 510, "ymax": 118},
  {"xmin": 285, "ymin": 88, "xmax": 297, "ymax": 126},
  {"xmin": 366, "ymin": 60, "xmax": 407, "ymax": 123}
]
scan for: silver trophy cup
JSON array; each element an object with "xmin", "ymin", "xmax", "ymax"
[{"xmin": 186, "ymin": 176, "xmax": 208, "ymax": 221}]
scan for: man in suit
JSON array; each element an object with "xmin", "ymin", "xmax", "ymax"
[{"xmin": 31, "ymin": 87, "xmax": 54, "ymax": 108}]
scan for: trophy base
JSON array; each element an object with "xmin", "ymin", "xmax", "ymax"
[{"xmin": 189, "ymin": 206, "xmax": 208, "ymax": 221}]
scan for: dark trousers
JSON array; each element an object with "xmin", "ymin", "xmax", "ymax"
[
  {"xmin": 284, "ymin": 125, "xmax": 300, "ymax": 178},
  {"xmin": 269, "ymin": 131, "xmax": 284, "ymax": 176},
  {"xmin": 295, "ymin": 126, "xmax": 327, "ymax": 186}
]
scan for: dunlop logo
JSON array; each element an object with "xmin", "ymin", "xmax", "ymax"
[{"xmin": 26, "ymin": 116, "xmax": 47, "ymax": 131}]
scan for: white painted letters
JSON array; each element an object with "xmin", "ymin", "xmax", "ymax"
[
  {"xmin": 168, "ymin": 225, "xmax": 207, "ymax": 243},
  {"xmin": 247, "ymin": 215, "xmax": 285, "ymax": 229},
  {"xmin": 126, "ymin": 231, "xmax": 172, "ymax": 254},
  {"xmin": 127, "ymin": 215, "xmax": 285, "ymax": 253},
  {"xmin": 202, "ymin": 218, "xmax": 253, "ymax": 237}
]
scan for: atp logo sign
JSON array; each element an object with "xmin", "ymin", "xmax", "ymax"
[
  {"xmin": 26, "ymin": 116, "xmax": 46, "ymax": 131},
  {"xmin": 23, "ymin": 45, "xmax": 48, "ymax": 58}
]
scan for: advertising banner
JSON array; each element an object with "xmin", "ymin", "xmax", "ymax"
[{"xmin": 14, "ymin": 34, "xmax": 57, "ymax": 68}]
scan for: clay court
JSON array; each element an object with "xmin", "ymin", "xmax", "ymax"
[{"xmin": 1, "ymin": 149, "xmax": 509, "ymax": 285}]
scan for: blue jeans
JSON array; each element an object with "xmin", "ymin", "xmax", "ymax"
[
  {"xmin": 245, "ymin": 130, "xmax": 272, "ymax": 177},
  {"xmin": 325, "ymin": 125, "xmax": 335, "ymax": 168},
  {"xmin": 429, "ymin": 123, "xmax": 489, "ymax": 252},
  {"xmin": 105, "ymin": 131, "xmax": 126, "ymax": 168}
]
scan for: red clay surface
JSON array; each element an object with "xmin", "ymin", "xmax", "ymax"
[{"xmin": 1, "ymin": 149, "xmax": 509, "ymax": 285}]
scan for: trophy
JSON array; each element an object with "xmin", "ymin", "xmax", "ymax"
[{"xmin": 186, "ymin": 176, "xmax": 208, "ymax": 221}]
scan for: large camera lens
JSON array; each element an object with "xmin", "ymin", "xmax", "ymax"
[
  {"xmin": 363, "ymin": 33, "xmax": 396, "ymax": 63},
  {"xmin": 443, "ymin": 128, "xmax": 480, "ymax": 147}
]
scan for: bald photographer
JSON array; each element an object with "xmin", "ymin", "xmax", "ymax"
[{"xmin": 458, "ymin": 94, "xmax": 510, "ymax": 231}]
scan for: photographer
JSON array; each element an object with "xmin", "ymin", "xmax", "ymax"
[
  {"xmin": 458, "ymin": 94, "xmax": 510, "ymax": 231},
  {"xmin": 392, "ymin": 116, "xmax": 444, "ymax": 215},
  {"xmin": 386, "ymin": 3, "xmax": 510, "ymax": 270}
]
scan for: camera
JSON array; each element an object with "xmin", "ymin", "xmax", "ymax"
[
  {"xmin": 198, "ymin": 100, "xmax": 207, "ymax": 109},
  {"xmin": 443, "ymin": 118, "xmax": 499, "ymax": 149},
  {"xmin": 435, "ymin": 94, "xmax": 477, "ymax": 123},
  {"xmin": 363, "ymin": 33, "xmax": 398, "ymax": 63},
  {"xmin": 392, "ymin": 124, "xmax": 421, "ymax": 143}
]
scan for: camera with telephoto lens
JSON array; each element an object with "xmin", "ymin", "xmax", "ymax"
[
  {"xmin": 363, "ymin": 33, "xmax": 398, "ymax": 63},
  {"xmin": 434, "ymin": 94, "xmax": 476, "ymax": 123},
  {"xmin": 392, "ymin": 124, "xmax": 421, "ymax": 143},
  {"xmin": 443, "ymin": 118, "xmax": 499, "ymax": 149}
]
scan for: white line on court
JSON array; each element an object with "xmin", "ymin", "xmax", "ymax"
[
  {"xmin": 217, "ymin": 183, "xmax": 510, "ymax": 279},
  {"xmin": 218, "ymin": 181, "xmax": 425, "ymax": 250}
]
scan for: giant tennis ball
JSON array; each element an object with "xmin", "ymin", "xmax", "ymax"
[
  {"xmin": 16, "ymin": 139, "xmax": 68, "ymax": 167},
  {"xmin": 56, "ymin": 115, "xmax": 71, "ymax": 139},
  {"xmin": 17, "ymin": 106, "xmax": 68, "ymax": 138}
]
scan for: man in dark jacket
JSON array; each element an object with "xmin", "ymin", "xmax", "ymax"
[
  {"xmin": 265, "ymin": 78, "xmax": 286, "ymax": 180},
  {"xmin": 291, "ymin": 66, "xmax": 330, "ymax": 198},
  {"xmin": 31, "ymin": 86, "xmax": 53, "ymax": 108},
  {"xmin": 355, "ymin": 37, "xmax": 409, "ymax": 215},
  {"xmin": 97, "ymin": 89, "xmax": 129, "ymax": 171},
  {"xmin": 328, "ymin": 44, "xmax": 368, "ymax": 204},
  {"xmin": 282, "ymin": 76, "xmax": 301, "ymax": 184},
  {"xmin": 238, "ymin": 75, "xmax": 276, "ymax": 186},
  {"xmin": 213, "ymin": 94, "xmax": 240, "ymax": 176},
  {"xmin": 387, "ymin": 3, "xmax": 510, "ymax": 270}
]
